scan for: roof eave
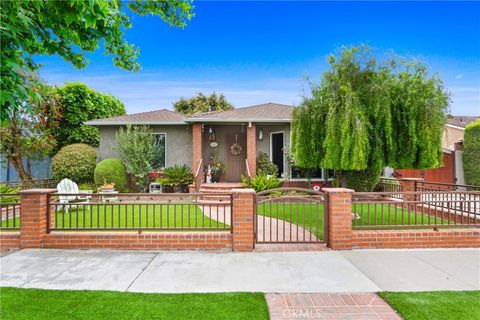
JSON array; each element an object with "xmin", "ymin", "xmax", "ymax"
[
  {"xmin": 84, "ymin": 121, "xmax": 187, "ymax": 126},
  {"xmin": 186, "ymin": 118, "xmax": 292, "ymax": 123}
]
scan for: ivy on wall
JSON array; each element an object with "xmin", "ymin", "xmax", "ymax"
[{"xmin": 463, "ymin": 120, "xmax": 480, "ymax": 186}]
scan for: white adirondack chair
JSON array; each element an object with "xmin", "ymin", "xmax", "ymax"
[{"xmin": 56, "ymin": 179, "xmax": 91, "ymax": 213}]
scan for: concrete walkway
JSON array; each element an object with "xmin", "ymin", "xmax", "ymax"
[
  {"xmin": 1, "ymin": 248, "xmax": 478, "ymax": 293},
  {"xmin": 202, "ymin": 205, "xmax": 319, "ymax": 242}
]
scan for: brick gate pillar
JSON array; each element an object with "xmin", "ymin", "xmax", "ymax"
[
  {"xmin": 246, "ymin": 123, "xmax": 256, "ymax": 176},
  {"xmin": 231, "ymin": 188, "xmax": 255, "ymax": 251},
  {"xmin": 324, "ymin": 188, "xmax": 354, "ymax": 250},
  {"xmin": 19, "ymin": 189, "xmax": 57, "ymax": 249},
  {"xmin": 400, "ymin": 178, "xmax": 423, "ymax": 202}
]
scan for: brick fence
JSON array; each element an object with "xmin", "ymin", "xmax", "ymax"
[
  {"xmin": 1, "ymin": 187, "xmax": 478, "ymax": 251},
  {"xmin": 1, "ymin": 188, "xmax": 253, "ymax": 252}
]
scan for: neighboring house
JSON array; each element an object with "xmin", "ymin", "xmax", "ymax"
[
  {"xmin": 85, "ymin": 103, "xmax": 332, "ymax": 186},
  {"xmin": 392, "ymin": 115, "xmax": 479, "ymax": 184}
]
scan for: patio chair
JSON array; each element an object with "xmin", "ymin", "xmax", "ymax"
[{"xmin": 56, "ymin": 178, "xmax": 92, "ymax": 213}]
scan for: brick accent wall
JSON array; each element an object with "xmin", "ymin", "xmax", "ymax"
[
  {"xmin": 192, "ymin": 123, "xmax": 203, "ymax": 170},
  {"xmin": 0, "ymin": 232, "xmax": 20, "ymax": 250},
  {"xmin": 231, "ymin": 188, "xmax": 255, "ymax": 251},
  {"xmin": 246, "ymin": 124, "xmax": 256, "ymax": 176},
  {"xmin": 395, "ymin": 152, "xmax": 455, "ymax": 184},
  {"xmin": 323, "ymin": 188, "xmax": 354, "ymax": 250},
  {"xmin": 43, "ymin": 232, "xmax": 232, "ymax": 250},
  {"xmin": 19, "ymin": 189, "xmax": 56, "ymax": 249},
  {"xmin": 352, "ymin": 228, "xmax": 480, "ymax": 249}
]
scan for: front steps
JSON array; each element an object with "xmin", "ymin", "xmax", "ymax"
[{"xmin": 196, "ymin": 183, "xmax": 244, "ymax": 204}]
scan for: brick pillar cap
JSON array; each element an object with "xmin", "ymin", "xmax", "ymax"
[
  {"xmin": 322, "ymin": 188, "xmax": 354, "ymax": 193},
  {"xmin": 18, "ymin": 188, "xmax": 57, "ymax": 194},
  {"xmin": 400, "ymin": 178, "xmax": 424, "ymax": 181},
  {"xmin": 232, "ymin": 188, "xmax": 255, "ymax": 194}
]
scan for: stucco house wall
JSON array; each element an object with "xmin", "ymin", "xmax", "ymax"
[
  {"xmin": 256, "ymin": 123, "xmax": 291, "ymax": 176},
  {"xmin": 97, "ymin": 125, "xmax": 193, "ymax": 167}
]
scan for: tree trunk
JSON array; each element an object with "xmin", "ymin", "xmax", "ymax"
[{"xmin": 9, "ymin": 155, "xmax": 33, "ymax": 181}]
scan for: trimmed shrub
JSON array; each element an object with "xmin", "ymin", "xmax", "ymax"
[
  {"xmin": 242, "ymin": 174, "xmax": 282, "ymax": 192},
  {"xmin": 463, "ymin": 120, "xmax": 480, "ymax": 186},
  {"xmin": 344, "ymin": 167, "xmax": 382, "ymax": 192},
  {"xmin": 256, "ymin": 152, "xmax": 278, "ymax": 176},
  {"xmin": 52, "ymin": 144, "xmax": 96, "ymax": 183},
  {"xmin": 94, "ymin": 159, "xmax": 129, "ymax": 192}
]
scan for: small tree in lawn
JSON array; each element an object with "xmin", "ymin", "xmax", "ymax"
[
  {"xmin": 0, "ymin": 75, "xmax": 61, "ymax": 181},
  {"xmin": 173, "ymin": 92, "xmax": 234, "ymax": 115},
  {"xmin": 291, "ymin": 46, "xmax": 449, "ymax": 191},
  {"xmin": 115, "ymin": 125, "xmax": 161, "ymax": 191}
]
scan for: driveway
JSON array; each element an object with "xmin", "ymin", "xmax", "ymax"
[{"xmin": 1, "ymin": 248, "xmax": 478, "ymax": 293}]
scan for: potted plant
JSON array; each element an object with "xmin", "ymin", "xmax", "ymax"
[
  {"xmin": 209, "ymin": 152, "xmax": 225, "ymax": 183},
  {"xmin": 158, "ymin": 165, "xmax": 193, "ymax": 193},
  {"xmin": 99, "ymin": 178, "xmax": 115, "ymax": 193}
]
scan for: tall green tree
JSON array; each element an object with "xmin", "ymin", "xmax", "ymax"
[
  {"xmin": 0, "ymin": 76, "xmax": 61, "ymax": 180},
  {"xmin": 291, "ymin": 46, "xmax": 449, "ymax": 190},
  {"xmin": 53, "ymin": 82, "xmax": 126, "ymax": 150},
  {"xmin": 173, "ymin": 92, "xmax": 234, "ymax": 115},
  {"xmin": 0, "ymin": 0, "xmax": 194, "ymax": 122},
  {"xmin": 463, "ymin": 120, "xmax": 480, "ymax": 186}
]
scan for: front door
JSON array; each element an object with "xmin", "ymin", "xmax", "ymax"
[
  {"xmin": 271, "ymin": 132, "xmax": 284, "ymax": 177},
  {"xmin": 225, "ymin": 133, "xmax": 246, "ymax": 181}
]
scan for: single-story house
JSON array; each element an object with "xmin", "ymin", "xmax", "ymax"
[{"xmin": 85, "ymin": 102, "xmax": 332, "ymax": 186}]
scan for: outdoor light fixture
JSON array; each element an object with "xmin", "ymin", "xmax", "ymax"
[{"xmin": 258, "ymin": 129, "xmax": 263, "ymax": 141}]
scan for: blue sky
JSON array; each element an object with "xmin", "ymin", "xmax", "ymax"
[{"xmin": 38, "ymin": 1, "xmax": 480, "ymax": 115}]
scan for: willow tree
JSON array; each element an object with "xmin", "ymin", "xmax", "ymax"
[{"xmin": 291, "ymin": 46, "xmax": 449, "ymax": 191}]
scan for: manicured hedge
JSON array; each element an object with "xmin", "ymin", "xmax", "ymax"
[
  {"xmin": 52, "ymin": 144, "xmax": 97, "ymax": 183},
  {"xmin": 463, "ymin": 120, "xmax": 480, "ymax": 186},
  {"xmin": 94, "ymin": 158, "xmax": 129, "ymax": 192}
]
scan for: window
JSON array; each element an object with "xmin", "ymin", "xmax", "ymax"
[
  {"xmin": 290, "ymin": 166, "xmax": 334, "ymax": 180},
  {"xmin": 152, "ymin": 133, "xmax": 166, "ymax": 169}
]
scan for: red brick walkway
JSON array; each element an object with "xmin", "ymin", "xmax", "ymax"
[{"xmin": 266, "ymin": 293, "xmax": 401, "ymax": 319}]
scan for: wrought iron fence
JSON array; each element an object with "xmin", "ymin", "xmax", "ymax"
[
  {"xmin": 47, "ymin": 193, "xmax": 232, "ymax": 232},
  {"xmin": 1, "ymin": 179, "xmax": 57, "ymax": 190},
  {"xmin": 255, "ymin": 188, "xmax": 327, "ymax": 244},
  {"xmin": 416, "ymin": 181, "xmax": 480, "ymax": 192},
  {"xmin": 375, "ymin": 177, "xmax": 403, "ymax": 199},
  {"xmin": 352, "ymin": 191, "xmax": 480, "ymax": 230},
  {"xmin": 0, "ymin": 193, "xmax": 21, "ymax": 231}
]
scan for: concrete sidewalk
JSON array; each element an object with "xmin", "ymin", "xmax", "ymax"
[{"xmin": 1, "ymin": 248, "xmax": 478, "ymax": 293}]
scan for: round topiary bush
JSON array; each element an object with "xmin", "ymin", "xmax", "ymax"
[
  {"xmin": 52, "ymin": 144, "xmax": 97, "ymax": 183},
  {"xmin": 94, "ymin": 158, "xmax": 129, "ymax": 192}
]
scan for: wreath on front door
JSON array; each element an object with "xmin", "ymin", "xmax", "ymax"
[{"xmin": 230, "ymin": 134, "xmax": 243, "ymax": 156}]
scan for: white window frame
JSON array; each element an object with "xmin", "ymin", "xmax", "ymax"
[
  {"xmin": 269, "ymin": 131, "xmax": 285, "ymax": 176},
  {"xmin": 152, "ymin": 133, "xmax": 167, "ymax": 168}
]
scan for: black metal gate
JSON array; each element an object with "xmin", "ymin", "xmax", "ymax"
[{"xmin": 254, "ymin": 188, "xmax": 327, "ymax": 244}]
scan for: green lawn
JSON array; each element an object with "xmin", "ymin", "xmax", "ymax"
[
  {"xmin": 1, "ymin": 204, "xmax": 228, "ymax": 230},
  {"xmin": 379, "ymin": 291, "xmax": 480, "ymax": 320},
  {"xmin": 257, "ymin": 203, "xmax": 447, "ymax": 240},
  {"xmin": 0, "ymin": 287, "xmax": 269, "ymax": 320}
]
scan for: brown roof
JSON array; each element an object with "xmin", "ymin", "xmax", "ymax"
[
  {"xmin": 85, "ymin": 109, "xmax": 186, "ymax": 125},
  {"xmin": 187, "ymin": 103, "xmax": 294, "ymax": 122},
  {"xmin": 85, "ymin": 102, "xmax": 294, "ymax": 125},
  {"xmin": 446, "ymin": 116, "xmax": 479, "ymax": 128}
]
